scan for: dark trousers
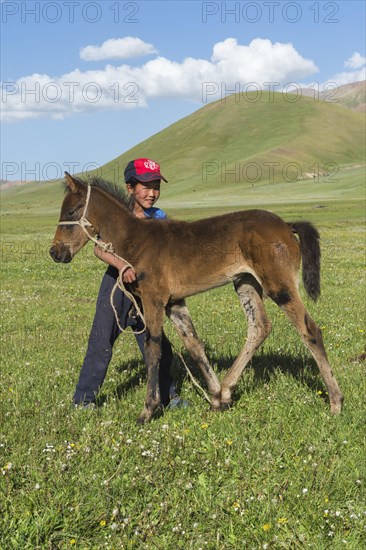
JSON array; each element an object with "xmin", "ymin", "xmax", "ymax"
[{"xmin": 73, "ymin": 266, "xmax": 175, "ymax": 406}]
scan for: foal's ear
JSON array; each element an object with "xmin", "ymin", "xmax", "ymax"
[{"xmin": 64, "ymin": 172, "xmax": 79, "ymax": 193}]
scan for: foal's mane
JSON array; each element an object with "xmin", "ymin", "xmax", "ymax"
[{"xmin": 64, "ymin": 175, "xmax": 133, "ymax": 210}]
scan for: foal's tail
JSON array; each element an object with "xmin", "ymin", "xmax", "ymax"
[{"xmin": 288, "ymin": 221, "xmax": 321, "ymax": 301}]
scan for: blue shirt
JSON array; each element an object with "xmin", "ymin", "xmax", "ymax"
[{"xmin": 144, "ymin": 207, "xmax": 167, "ymax": 219}]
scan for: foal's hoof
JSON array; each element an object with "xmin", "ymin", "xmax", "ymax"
[
  {"xmin": 209, "ymin": 397, "xmax": 222, "ymax": 412},
  {"xmin": 137, "ymin": 404, "xmax": 163, "ymax": 424},
  {"xmin": 210, "ymin": 401, "xmax": 232, "ymax": 413},
  {"xmin": 330, "ymin": 402, "xmax": 343, "ymax": 415},
  {"xmin": 329, "ymin": 392, "xmax": 343, "ymax": 415},
  {"xmin": 136, "ymin": 410, "xmax": 153, "ymax": 425},
  {"xmin": 219, "ymin": 401, "xmax": 232, "ymax": 412}
]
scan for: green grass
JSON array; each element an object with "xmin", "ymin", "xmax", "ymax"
[{"xmin": 1, "ymin": 167, "xmax": 365, "ymax": 548}]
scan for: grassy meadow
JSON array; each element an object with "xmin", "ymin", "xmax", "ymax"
[{"xmin": 1, "ymin": 166, "xmax": 365, "ymax": 548}]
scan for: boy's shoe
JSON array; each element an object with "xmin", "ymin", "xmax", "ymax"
[
  {"xmin": 73, "ymin": 402, "xmax": 95, "ymax": 410},
  {"xmin": 166, "ymin": 395, "xmax": 190, "ymax": 410},
  {"xmin": 72, "ymin": 397, "xmax": 189, "ymax": 412}
]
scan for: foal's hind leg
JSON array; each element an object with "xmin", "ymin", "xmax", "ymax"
[
  {"xmin": 279, "ymin": 292, "xmax": 343, "ymax": 414},
  {"xmin": 220, "ymin": 275, "xmax": 272, "ymax": 408},
  {"xmin": 166, "ymin": 301, "xmax": 222, "ymax": 410}
]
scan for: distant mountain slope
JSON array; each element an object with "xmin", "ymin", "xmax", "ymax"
[
  {"xmin": 0, "ymin": 180, "xmax": 28, "ymax": 190},
  {"xmin": 301, "ymin": 80, "xmax": 366, "ymax": 112},
  {"xmin": 328, "ymin": 80, "xmax": 366, "ymax": 112},
  {"xmin": 322, "ymin": 80, "xmax": 365, "ymax": 111}
]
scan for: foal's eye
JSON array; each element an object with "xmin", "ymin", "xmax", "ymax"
[{"xmin": 67, "ymin": 203, "xmax": 83, "ymax": 218}]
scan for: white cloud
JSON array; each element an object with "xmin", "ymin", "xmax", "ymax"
[
  {"xmin": 2, "ymin": 38, "xmax": 318, "ymax": 122},
  {"xmin": 325, "ymin": 67, "xmax": 366, "ymax": 87},
  {"xmin": 344, "ymin": 52, "xmax": 366, "ymax": 69},
  {"xmin": 319, "ymin": 53, "xmax": 366, "ymax": 87},
  {"xmin": 211, "ymin": 38, "xmax": 317, "ymax": 83},
  {"xmin": 80, "ymin": 37, "xmax": 158, "ymax": 61}
]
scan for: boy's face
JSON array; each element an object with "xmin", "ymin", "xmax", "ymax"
[{"xmin": 126, "ymin": 180, "xmax": 161, "ymax": 210}]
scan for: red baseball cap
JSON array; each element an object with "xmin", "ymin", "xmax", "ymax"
[{"xmin": 124, "ymin": 158, "xmax": 168, "ymax": 183}]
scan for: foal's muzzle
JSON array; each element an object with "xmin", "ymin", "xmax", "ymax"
[{"xmin": 49, "ymin": 243, "xmax": 72, "ymax": 263}]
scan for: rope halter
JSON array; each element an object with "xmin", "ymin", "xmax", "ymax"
[{"xmin": 57, "ymin": 184, "xmax": 99, "ymax": 243}]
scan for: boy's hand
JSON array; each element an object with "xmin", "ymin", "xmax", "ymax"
[
  {"xmin": 134, "ymin": 211, "xmax": 147, "ymax": 219},
  {"xmin": 122, "ymin": 267, "xmax": 137, "ymax": 283}
]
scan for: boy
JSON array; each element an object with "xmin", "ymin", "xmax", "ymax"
[{"xmin": 73, "ymin": 159, "xmax": 187, "ymax": 409}]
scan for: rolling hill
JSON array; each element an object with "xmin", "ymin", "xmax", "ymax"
[
  {"xmin": 1, "ymin": 90, "xmax": 365, "ymax": 212},
  {"xmin": 97, "ymin": 90, "xmax": 365, "ymax": 197}
]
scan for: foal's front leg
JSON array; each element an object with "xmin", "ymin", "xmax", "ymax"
[
  {"xmin": 166, "ymin": 301, "xmax": 222, "ymax": 410},
  {"xmin": 137, "ymin": 298, "xmax": 165, "ymax": 424}
]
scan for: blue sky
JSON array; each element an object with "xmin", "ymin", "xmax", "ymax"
[{"xmin": 1, "ymin": 0, "xmax": 365, "ymax": 181}]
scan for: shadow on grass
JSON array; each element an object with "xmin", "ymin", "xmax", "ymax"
[
  {"xmin": 101, "ymin": 344, "xmax": 328, "ymax": 405},
  {"xmin": 250, "ymin": 351, "xmax": 329, "ymax": 403},
  {"xmin": 175, "ymin": 345, "xmax": 328, "ymax": 403},
  {"xmin": 97, "ymin": 359, "xmax": 145, "ymax": 405}
]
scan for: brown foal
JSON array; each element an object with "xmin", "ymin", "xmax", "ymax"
[{"xmin": 50, "ymin": 173, "xmax": 343, "ymax": 423}]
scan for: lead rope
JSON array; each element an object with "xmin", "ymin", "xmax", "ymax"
[
  {"xmin": 109, "ymin": 262, "xmax": 146, "ymax": 335},
  {"xmin": 59, "ymin": 184, "xmax": 210, "ymax": 401}
]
